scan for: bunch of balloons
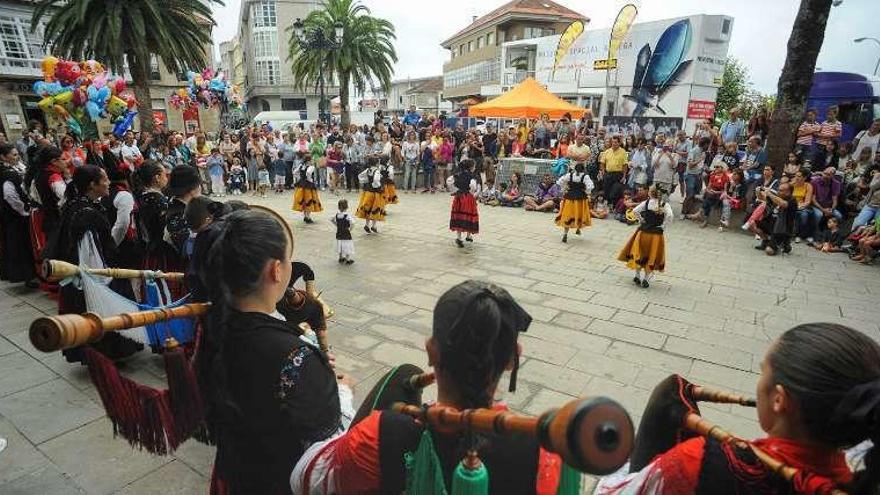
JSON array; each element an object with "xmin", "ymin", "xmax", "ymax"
[
  {"xmin": 169, "ymin": 68, "xmax": 243, "ymax": 111},
  {"xmin": 33, "ymin": 56, "xmax": 138, "ymax": 137}
]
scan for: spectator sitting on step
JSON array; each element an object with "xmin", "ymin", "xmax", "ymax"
[
  {"xmin": 499, "ymin": 172, "xmax": 524, "ymax": 207},
  {"xmin": 523, "ymin": 174, "xmax": 561, "ymax": 212},
  {"xmin": 591, "ymin": 192, "xmax": 609, "ymax": 219}
]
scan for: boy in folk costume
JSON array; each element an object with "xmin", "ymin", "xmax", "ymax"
[
  {"xmin": 356, "ymin": 157, "xmax": 386, "ymax": 234},
  {"xmin": 555, "ymin": 162, "xmax": 594, "ymax": 243},
  {"xmin": 617, "ymin": 184, "xmax": 674, "ymax": 288},
  {"xmin": 447, "ymin": 158, "xmax": 480, "ymax": 247},
  {"xmin": 292, "ymin": 155, "xmax": 323, "ymax": 224},
  {"xmin": 331, "ymin": 198, "xmax": 355, "ymax": 264}
]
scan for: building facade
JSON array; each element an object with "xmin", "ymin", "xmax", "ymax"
[
  {"xmin": 440, "ymin": 0, "xmax": 587, "ymax": 104},
  {"xmin": 237, "ymin": 0, "xmax": 332, "ymax": 120},
  {"xmin": 220, "ymin": 36, "xmax": 246, "ymax": 89},
  {"xmin": 377, "ymin": 76, "xmax": 451, "ymax": 116},
  {"xmin": 0, "ymin": 0, "xmax": 217, "ymax": 137}
]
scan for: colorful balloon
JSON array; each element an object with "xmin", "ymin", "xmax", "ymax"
[
  {"xmin": 112, "ymin": 111, "xmax": 137, "ymax": 137},
  {"xmin": 54, "ymin": 91, "xmax": 73, "ymax": 105},
  {"xmin": 42, "ymin": 56, "xmax": 58, "ymax": 81},
  {"xmin": 38, "ymin": 97, "xmax": 55, "ymax": 112},
  {"xmin": 66, "ymin": 116, "xmax": 82, "ymax": 136}
]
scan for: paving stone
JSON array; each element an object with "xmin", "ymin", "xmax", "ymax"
[
  {"xmin": 520, "ymin": 360, "xmax": 591, "ymax": 395},
  {"xmin": 392, "ymin": 291, "xmax": 439, "ymax": 311},
  {"xmin": 567, "ymin": 349, "xmax": 640, "ymax": 385},
  {"xmin": 38, "ymin": 418, "xmax": 170, "ymax": 494},
  {"xmin": 117, "ymin": 460, "xmax": 207, "ymax": 495},
  {"xmin": 544, "ymin": 297, "xmax": 617, "ymax": 320},
  {"xmin": 367, "ymin": 323, "xmax": 428, "ymax": 350},
  {"xmin": 531, "ymin": 281, "xmax": 596, "ymax": 301},
  {"xmin": 523, "ymin": 388, "xmax": 577, "ymax": 417},
  {"xmin": 605, "ymin": 341, "xmax": 693, "ymax": 374},
  {"xmin": 0, "ymin": 335, "xmax": 16, "ymax": 356},
  {"xmin": 580, "ymin": 377, "xmax": 650, "ymax": 418},
  {"xmin": 611, "ymin": 309, "xmax": 690, "ymax": 337},
  {"xmin": 0, "ymin": 351, "xmax": 56, "ymax": 397},
  {"xmin": 665, "ymin": 336, "xmax": 753, "ymax": 371},
  {"xmin": 0, "ymin": 416, "xmax": 53, "ymax": 484},
  {"xmin": 549, "ymin": 311, "xmax": 592, "ymax": 330},
  {"xmin": 0, "ymin": 379, "xmax": 104, "ymax": 444},
  {"xmin": 586, "ymin": 319, "xmax": 667, "ymax": 350},
  {"xmin": 368, "ymin": 342, "xmax": 430, "ymax": 370},
  {"xmin": 529, "ymin": 322, "xmax": 611, "ymax": 353},
  {"xmin": 589, "ymin": 293, "xmax": 649, "ymax": 314},
  {"xmin": 0, "ymin": 465, "xmax": 82, "ymax": 495},
  {"xmin": 644, "ymin": 303, "xmax": 728, "ymax": 330},
  {"xmin": 362, "ymin": 300, "xmax": 419, "ymax": 318},
  {"xmin": 688, "ymin": 360, "xmax": 760, "ymax": 394},
  {"xmin": 171, "ymin": 439, "xmax": 215, "ymax": 478},
  {"xmin": 519, "ymin": 334, "xmax": 578, "ymax": 366},
  {"xmin": 519, "ymin": 301, "xmax": 561, "ymax": 323}
]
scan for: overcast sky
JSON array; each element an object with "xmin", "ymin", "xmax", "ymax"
[{"xmin": 212, "ymin": 0, "xmax": 880, "ymax": 94}]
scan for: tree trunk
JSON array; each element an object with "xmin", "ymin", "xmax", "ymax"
[
  {"xmin": 765, "ymin": 0, "xmax": 832, "ymax": 175},
  {"xmin": 339, "ymin": 72, "xmax": 351, "ymax": 128},
  {"xmin": 127, "ymin": 53, "xmax": 154, "ymax": 134}
]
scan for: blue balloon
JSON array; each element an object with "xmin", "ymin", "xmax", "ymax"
[
  {"xmin": 112, "ymin": 111, "xmax": 137, "ymax": 137},
  {"xmin": 97, "ymin": 86, "xmax": 111, "ymax": 103},
  {"xmin": 66, "ymin": 117, "xmax": 82, "ymax": 136},
  {"xmin": 33, "ymin": 81, "xmax": 47, "ymax": 96},
  {"xmin": 87, "ymin": 85, "xmax": 98, "ymax": 100},
  {"xmin": 85, "ymin": 101, "xmax": 102, "ymax": 121},
  {"xmin": 46, "ymin": 82, "xmax": 64, "ymax": 96}
]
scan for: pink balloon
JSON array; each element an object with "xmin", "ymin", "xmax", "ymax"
[{"xmin": 93, "ymin": 74, "xmax": 107, "ymax": 89}]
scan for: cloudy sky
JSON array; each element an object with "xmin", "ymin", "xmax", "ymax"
[{"xmin": 212, "ymin": 0, "xmax": 879, "ymax": 94}]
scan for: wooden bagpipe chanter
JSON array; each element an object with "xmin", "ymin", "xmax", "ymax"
[
  {"xmin": 353, "ymin": 368, "xmax": 847, "ymax": 494},
  {"xmin": 30, "ymin": 256, "xmax": 334, "ymax": 455}
]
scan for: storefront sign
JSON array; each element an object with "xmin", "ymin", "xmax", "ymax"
[
  {"xmin": 686, "ymin": 99, "xmax": 716, "ymax": 120},
  {"xmin": 592, "ymin": 58, "xmax": 618, "ymax": 70}
]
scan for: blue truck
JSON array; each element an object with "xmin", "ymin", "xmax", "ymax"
[{"xmin": 807, "ymin": 71, "xmax": 880, "ymax": 143}]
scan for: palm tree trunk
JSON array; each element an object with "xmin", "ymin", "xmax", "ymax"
[
  {"xmin": 765, "ymin": 0, "xmax": 832, "ymax": 175},
  {"xmin": 127, "ymin": 53, "xmax": 155, "ymax": 134},
  {"xmin": 339, "ymin": 72, "xmax": 351, "ymax": 128}
]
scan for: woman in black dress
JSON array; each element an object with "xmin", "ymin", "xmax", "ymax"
[
  {"xmin": 0, "ymin": 144, "xmax": 37, "ymax": 286},
  {"xmin": 54, "ymin": 165, "xmax": 142, "ymax": 362},
  {"xmin": 195, "ymin": 210, "xmax": 347, "ymax": 494},
  {"xmin": 134, "ymin": 161, "xmax": 171, "ymax": 272}
]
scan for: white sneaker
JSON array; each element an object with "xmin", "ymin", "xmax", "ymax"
[
  {"xmin": 0, "ymin": 437, "xmax": 6, "ymax": 454},
  {"xmin": 806, "ymin": 237, "xmax": 814, "ymax": 243},
  {"xmin": 795, "ymin": 237, "xmax": 801, "ymax": 244}
]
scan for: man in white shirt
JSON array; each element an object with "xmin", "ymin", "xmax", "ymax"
[
  {"xmin": 119, "ymin": 131, "xmax": 142, "ymax": 170},
  {"xmin": 853, "ymin": 119, "xmax": 880, "ymax": 162}
]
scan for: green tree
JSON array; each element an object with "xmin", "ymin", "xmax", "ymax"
[
  {"xmin": 714, "ymin": 58, "xmax": 750, "ymax": 124},
  {"xmin": 32, "ymin": 0, "xmax": 220, "ymax": 133},
  {"xmin": 287, "ymin": 0, "xmax": 397, "ymax": 127}
]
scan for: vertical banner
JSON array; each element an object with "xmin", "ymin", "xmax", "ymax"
[{"xmin": 605, "ymin": 4, "xmax": 639, "ymax": 116}]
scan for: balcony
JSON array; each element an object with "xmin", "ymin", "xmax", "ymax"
[
  {"xmin": 0, "ymin": 56, "xmax": 42, "ymax": 78},
  {"xmin": 503, "ymin": 69, "xmax": 535, "ymax": 85}
]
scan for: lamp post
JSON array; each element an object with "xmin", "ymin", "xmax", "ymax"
[
  {"xmin": 292, "ymin": 18, "xmax": 344, "ymax": 126},
  {"xmin": 854, "ymin": 37, "xmax": 880, "ymax": 76}
]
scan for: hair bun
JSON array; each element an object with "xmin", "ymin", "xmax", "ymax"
[{"xmin": 830, "ymin": 378, "xmax": 880, "ymax": 442}]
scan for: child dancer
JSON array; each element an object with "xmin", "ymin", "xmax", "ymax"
[
  {"xmin": 356, "ymin": 157, "xmax": 386, "ymax": 233},
  {"xmin": 292, "ymin": 155, "xmax": 323, "ymax": 224},
  {"xmin": 616, "ymin": 184, "xmax": 674, "ymax": 288},
  {"xmin": 257, "ymin": 163, "xmax": 270, "ymax": 198},
  {"xmin": 228, "ymin": 158, "xmax": 247, "ymax": 195},
  {"xmin": 447, "ymin": 158, "xmax": 479, "ymax": 247},
  {"xmin": 555, "ymin": 162, "xmax": 594, "ymax": 243},
  {"xmin": 331, "ymin": 199, "xmax": 355, "ymax": 264}
]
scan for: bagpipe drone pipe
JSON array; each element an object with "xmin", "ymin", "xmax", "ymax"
[{"xmin": 30, "ymin": 258, "xmax": 333, "ymax": 455}]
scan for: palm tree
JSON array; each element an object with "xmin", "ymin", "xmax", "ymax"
[
  {"xmin": 765, "ymin": 0, "xmax": 833, "ymax": 174},
  {"xmin": 31, "ymin": 0, "xmax": 220, "ymax": 133},
  {"xmin": 287, "ymin": 0, "xmax": 396, "ymax": 127}
]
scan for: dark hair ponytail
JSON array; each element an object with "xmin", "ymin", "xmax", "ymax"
[
  {"xmin": 768, "ymin": 323, "xmax": 880, "ymax": 495},
  {"xmin": 133, "ymin": 160, "xmax": 164, "ymax": 194},
  {"xmin": 432, "ymin": 280, "xmax": 531, "ymax": 409},
  {"xmin": 574, "ymin": 162, "xmax": 585, "ymax": 173},
  {"xmin": 64, "ymin": 165, "xmax": 104, "ymax": 202},
  {"xmin": 196, "ymin": 210, "xmax": 290, "ymax": 432}
]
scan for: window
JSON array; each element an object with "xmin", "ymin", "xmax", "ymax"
[
  {"xmin": 281, "ymin": 98, "xmax": 306, "ymax": 111},
  {"xmin": 149, "ymin": 55, "xmax": 161, "ymax": 80},
  {"xmin": 468, "ymin": 40, "xmax": 473, "ymax": 52},
  {"xmin": 721, "ymin": 18, "xmax": 731, "ymax": 35},
  {"xmin": 459, "ymin": 44, "xmax": 465, "ymax": 55},
  {"xmin": 443, "ymin": 59, "xmax": 500, "ymax": 88},
  {"xmin": 477, "ymin": 37, "xmax": 484, "ymax": 49},
  {"xmin": 253, "ymin": 31, "xmax": 278, "ymax": 58},
  {"xmin": 254, "ymin": 60, "xmax": 280, "ymax": 85},
  {"xmin": 523, "ymin": 26, "xmax": 555, "ymax": 39},
  {"xmin": 252, "ymin": 0, "xmax": 277, "ymax": 28},
  {"xmin": 0, "ymin": 14, "xmax": 44, "ymax": 65},
  {"xmin": 486, "ymin": 32, "xmax": 494, "ymax": 46},
  {"xmin": 261, "ymin": 100, "xmax": 271, "ymax": 112}
]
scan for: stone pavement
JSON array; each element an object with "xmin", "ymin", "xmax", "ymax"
[{"xmin": 1, "ymin": 188, "xmax": 878, "ymax": 494}]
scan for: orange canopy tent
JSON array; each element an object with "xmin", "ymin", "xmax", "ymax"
[{"xmin": 468, "ymin": 77, "xmax": 586, "ymax": 119}]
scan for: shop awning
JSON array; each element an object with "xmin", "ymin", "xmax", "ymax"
[{"xmin": 468, "ymin": 77, "xmax": 586, "ymax": 119}]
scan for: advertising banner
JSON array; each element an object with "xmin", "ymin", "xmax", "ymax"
[{"xmin": 687, "ymin": 100, "xmax": 716, "ymax": 120}]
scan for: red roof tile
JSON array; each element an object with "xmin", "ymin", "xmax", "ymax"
[{"xmin": 442, "ymin": 0, "xmax": 588, "ymax": 46}]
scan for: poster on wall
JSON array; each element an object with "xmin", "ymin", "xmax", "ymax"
[
  {"xmin": 182, "ymin": 105, "xmax": 200, "ymax": 133},
  {"xmin": 602, "ymin": 116, "xmax": 683, "ymax": 139},
  {"xmin": 687, "ymin": 100, "xmax": 716, "ymax": 120},
  {"xmin": 528, "ymin": 14, "xmax": 732, "ymax": 119}
]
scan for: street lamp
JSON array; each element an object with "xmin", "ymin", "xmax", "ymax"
[
  {"xmin": 854, "ymin": 37, "xmax": 880, "ymax": 76},
  {"xmin": 291, "ymin": 18, "xmax": 345, "ymax": 126}
]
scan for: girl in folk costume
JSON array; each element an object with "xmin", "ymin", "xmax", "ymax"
[
  {"xmin": 164, "ymin": 165, "xmax": 201, "ymax": 270},
  {"xmin": 0, "ymin": 144, "xmax": 37, "ymax": 287},
  {"xmin": 292, "ymin": 280, "xmax": 585, "ymax": 495},
  {"xmin": 194, "ymin": 210, "xmax": 351, "ymax": 494},
  {"xmin": 101, "ymin": 151, "xmax": 142, "ymax": 270},
  {"xmin": 135, "ymin": 162, "xmax": 174, "ymax": 274},
  {"xmin": 447, "ymin": 158, "xmax": 480, "ymax": 247},
  {"xmin": 331, "ymin": 198, "xmax": 355, "ymax": 264},
  {"xmin": 598, "ymin": 323, "xmax": 880, "ymax": 495},
  {"xmin": 555, "ymin": 162, "xmax": 594, "ymax": 243},
  {"xmin": 356, "ymin": 157, "xmax": 386, "ymax": 234},
  {"xmin": 616, "ymin": 184, "xmax": 673, "ymax": 289},
  {"xmin": 54, "ymin": 165, "xmax": 142, "ymax": 362},
  {"xmin": 27, "ymin": 146, "xmax": 67, "ymax": 280},
  {"xmin": 383, "ymin": 148, "xmax": 400, "ymax": 205},
  {"xmin": 291, "ymin": 155, "xmax": 322, "ymax": 224}
]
